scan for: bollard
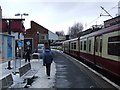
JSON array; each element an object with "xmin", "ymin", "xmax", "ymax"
[{"xmin": 7, "ymin": 61, "xmax": 12, "ymax": 69}]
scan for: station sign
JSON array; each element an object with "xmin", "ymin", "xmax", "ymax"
[{"xmin": 17, "ymin": 40, "xmax": 23, "ymax": 47}]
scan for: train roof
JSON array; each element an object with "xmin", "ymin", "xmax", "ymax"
[
  {"xmin": 77, "ymin": 16, "xmax": 120, "ymax": 37},
  {"xmin": 63, "ymin": 16, "xmax": 120, "ymax": 42},
  {"xmin": 77, "ymin": 26, "xmax": 102, "ymax": 37},
  {"xmin": 104, "ymin": 15, "xmax": 120, "ymax": 28},
  {"xmin": 63, "ymin": 38, "xmax": 78, "ymax": 43},
  {"xmin": 80, "ymin": 24, "xmax": 120, "ymax": 39}
]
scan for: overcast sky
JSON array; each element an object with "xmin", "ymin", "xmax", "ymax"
[{"xmin": 0, "ymin": 0, "xmax": 119, "ymax": 34}]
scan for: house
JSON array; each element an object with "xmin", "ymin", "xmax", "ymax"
[{"xmin": 24, "ymin": 21, "xmax": 58, "ymax": 52}]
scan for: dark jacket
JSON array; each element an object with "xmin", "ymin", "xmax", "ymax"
[
  {"xmin": 43, "ymin": 49, "xmax": 53, "ymax": 64},
  {"xmin": 25, "ymin": 48, "xmax": 31, "ymax": 56}
]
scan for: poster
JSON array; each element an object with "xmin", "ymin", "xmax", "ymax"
[
  {"xmin": 0, "ymin": 35, "xmax": 2, "ymax": 59},
  {"xmin": 24, "ymin": 38, "xmax": 32, "ymax": 52},
  {"xmin": 7, "ymin": 36, "xmax": 12, "ymax": 58}
]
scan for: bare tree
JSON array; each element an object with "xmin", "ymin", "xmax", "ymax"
[
  {"xmin": 68, "ymin": 22, "xmax": 83, "ymax": 38},
  {"xmin": 56, "ymin": 30, "xmax": 65, "ymax": 36}
]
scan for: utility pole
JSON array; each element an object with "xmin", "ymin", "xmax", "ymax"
[
  {"xmin": 7, "ymin": 19, "xmax": 12, "ymax": 69},
  {"xmin": 100, "ymin": 6, "xmax": 118, "ymax": 23},
  {"xmin": 100, "ymin": 6, "xmax": 113, "ymax": 18}
]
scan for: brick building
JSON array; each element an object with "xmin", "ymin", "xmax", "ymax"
[{"xmin": 24, "ymin": 21, "xmax": 49, "ymax": 52}]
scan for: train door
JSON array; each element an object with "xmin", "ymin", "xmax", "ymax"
[
  {"xmin": 78, "ymin": 37, "xmax": 80, "ymax": 57},
  {"xmin": 68, "ymin": 41, "xmax": 70, "ymax": 54},
  {"xmin": 94, "ymin": 36, "xmax": 102, "ymax": 65}
]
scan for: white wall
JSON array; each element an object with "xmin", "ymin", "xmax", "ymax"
[
  {"xmin": 11, "ymin": 32, "xmax": 24, "ymax": 40},
  {"xmin": 48, "ymin": 31, "xmax": 58, "ymax": 40}
]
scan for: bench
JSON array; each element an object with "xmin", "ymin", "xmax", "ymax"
[
  {"xmin": 0, "ymin": 73, "xmax": 27, "ymax": 89},
  {"xmin": 19, "ymin": 62, "xmax": 38, "ymax": 85},
  {"xmin": 32, "ymin": 53, "xmax": 40, "ymax": 59}
]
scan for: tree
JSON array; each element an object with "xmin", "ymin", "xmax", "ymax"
[
  {"xmin": 67, "ymin": 22, "xmax": 83, "ymax": 39},
  {"xmin": 55, "ymin": 30, "xmax": 65, "ymax": 36}
]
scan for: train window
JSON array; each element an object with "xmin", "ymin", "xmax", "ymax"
[
  {"xmin": 71, "ymin": 43, "xmax": 73, "ymax": 49},
  {"xmin": 95, "ymin": 38, "xmax": 98, "ymax": 52},
  {"xmin": 88, "ymin": 40, "xmax": 91, "ymax": 52},
  {"xmin": 108, "ymin": 36, "xmax": 120, "ymax": 56},
  {"xmin": 80, "ymin": 41, "xmax": 82, "ymax": 50},
  {"xmin": 84, "ymin": 41, "xmax": 86, "ymax": 51},
  {"xmin": 74, "ymin": 42, "xmax": 76, "ymax": 49},
  {"xmin": 100, "ymin": 39, "xmax": 102, "ymax": 53},
  {"xmin": 108, "ymin": 36, "xmax": 120, "ymax": 42}
]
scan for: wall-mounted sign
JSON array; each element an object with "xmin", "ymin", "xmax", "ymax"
[{"xmin": 17, "ymin": 40, "xmax": 23, "ymax": 47}]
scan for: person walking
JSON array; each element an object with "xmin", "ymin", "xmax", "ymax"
[
  {"xmin": 43, "ymin": 47, "xmax": 53, "ymax": 79},
  {"xmin": 25, "ymin": 47, "xmax": 31, "ymax": 62},
  {"xmin": 42, "ymin": 43, "xmax": 51, "ymax": 66}
]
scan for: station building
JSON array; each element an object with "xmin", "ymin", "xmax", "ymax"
[{"xmin": 24, "ymin": 21, "xmax": 58, "ymax": 52}]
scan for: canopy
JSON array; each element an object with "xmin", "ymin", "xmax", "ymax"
[
  {"xmin": 10, "ymin": 20, "xmax": 25, "ymax": 33},
  {"xmin": 0, "ymin": 19, "xmax": 25, "ymax": 33},
  {"xmin": 0, "ymin": 20, "xmax": 8, "ymax": 32}
]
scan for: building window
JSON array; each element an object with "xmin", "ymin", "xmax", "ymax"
[
  {"xmin": 108, "ymin": 36, "xmax": 120, "ymax": 56},
  {"xmin": 41, "ymin": 36, "xmax": 45, "ymax": 39}
]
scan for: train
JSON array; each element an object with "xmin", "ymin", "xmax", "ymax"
[{"xmin": 62, "ymin": 16, "xmax": 120, "ymax": 79}]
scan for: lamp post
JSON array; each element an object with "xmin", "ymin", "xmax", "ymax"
[
  {"xmin": 13, "ymin": 13, "xmax": 28, "ymax": 74},
  {"xmin": 15, "ymin": 13, "xmax": 29, "ymax": 19},
  {"xmin": 15, "ymin": 13, "xmax": 29, "ymax": 56},
  {"xmin": 37, "ymin": 31, "xmax": 39, "ymax": 52},
  {"xmin": 15, "ymin": 13, "xmax": 29, "ymax": 39}
]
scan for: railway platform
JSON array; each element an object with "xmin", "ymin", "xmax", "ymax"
[
  {"xmin": 0, "ymin": 50, "xmax": 120, "ymax": 89},
  {"xmin": 53, "ymin": 50, "xmax": 119, "ymax": 89}
]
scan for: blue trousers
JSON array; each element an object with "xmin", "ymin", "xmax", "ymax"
[{"xmin": 45, "ymin": 63, "xmax": 51, "ymax": 76}]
